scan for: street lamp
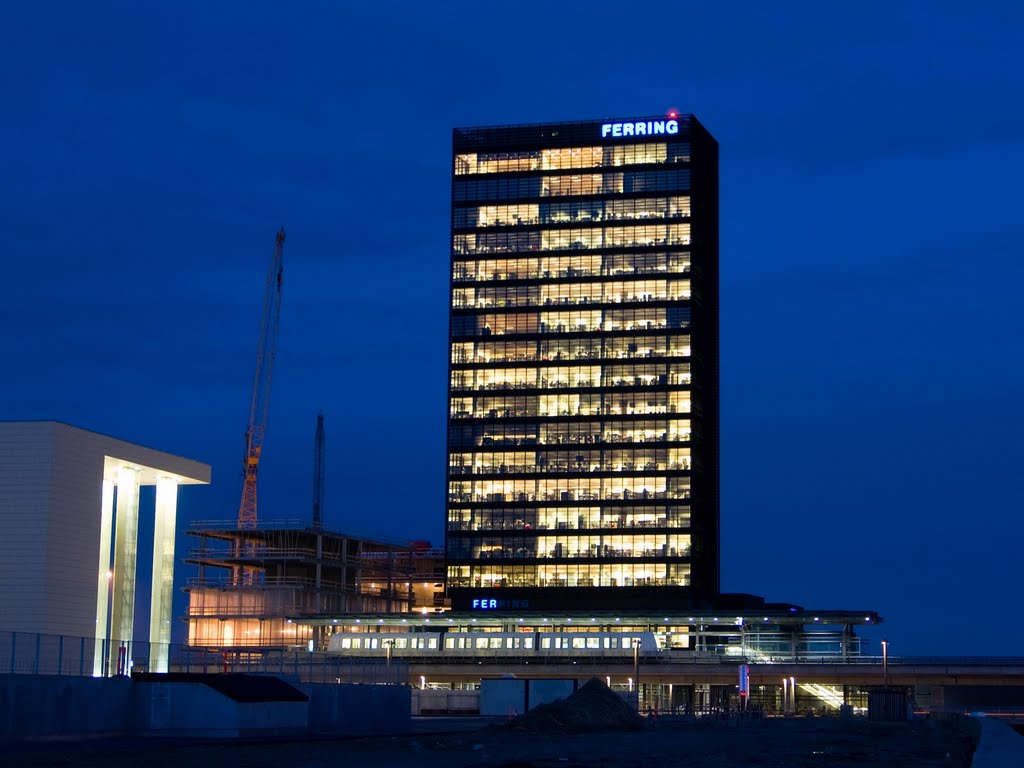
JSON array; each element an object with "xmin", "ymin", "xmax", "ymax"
[
  {"xmin": 632, "ymin": 638, "xmax": 642, "ymax": 711},
  {"xmin": 383, "ymin": 638, "xmax": 395, "ymax": 682},
  {"xmin": 881, "ymin": 639, "xmax": 889, "ymax": 687}
]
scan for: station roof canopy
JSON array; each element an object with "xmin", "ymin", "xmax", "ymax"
[{"xmin": 293, "ymin": 608, "xmax": 882, "ymax": 629}]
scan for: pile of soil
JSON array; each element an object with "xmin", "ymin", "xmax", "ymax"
[{"xmin": 504, "ymin": 678, "xmax": 645, "ymax": 733}]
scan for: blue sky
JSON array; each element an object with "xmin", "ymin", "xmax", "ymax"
[{"xmin": 2, "ymin": 1, "xmax": 1022, "ymax": 655}]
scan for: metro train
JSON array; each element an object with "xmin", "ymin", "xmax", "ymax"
[{"xmin": 326, "ymin": 630, "xmax": 660, "ymax": 660}]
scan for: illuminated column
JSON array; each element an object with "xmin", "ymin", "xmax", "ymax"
[
  {"xmin": 108, "ymin": 466, "xmax": 141, "ymax": 675},
  {"xmin": 92, "ymin": 479, "xmax": 115, "ymax": 676},
  {"xmin": 148, "ymin": 477, "xmax": 178, "ymax": 673}
]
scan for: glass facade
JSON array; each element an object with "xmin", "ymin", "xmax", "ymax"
[{"xmin": 446, "ymin": 116, "xmax": 719, "ymax": 611}]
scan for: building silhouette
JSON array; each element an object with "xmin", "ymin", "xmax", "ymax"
[{"xmin": 445, "ymin": 115, "xmax": 720, "ymax": 611}]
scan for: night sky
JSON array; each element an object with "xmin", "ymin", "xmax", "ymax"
[{"xmin": 3, "ymin": 2, "xmax": 1022, "ymax": 656}]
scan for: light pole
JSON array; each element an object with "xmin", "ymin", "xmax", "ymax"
[
  {"xmin": 383, "ymin": 639, "xmax": 395, "ymax": 683},
  {"xmin": 881, "ymin": 639, "xmax": 889, "ymax": 687},
  {"xmin": 632, "ymin": 638, "xmax": 642, "ymax": 712}
]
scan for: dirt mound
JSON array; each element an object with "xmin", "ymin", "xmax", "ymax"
[{"xmin": 505, "ymin": 678, "xmax": 645, "ymax": 733}]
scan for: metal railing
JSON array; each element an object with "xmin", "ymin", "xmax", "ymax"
[
  {"xmin": 0, "ymin": 630, "xmax": 406, "ymax": 685},
  {"xmin": 0, "ymin": 631, "xmax": 103, "ymax": 676}
]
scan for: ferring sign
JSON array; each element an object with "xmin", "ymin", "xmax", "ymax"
[{"xmin": 601, "ymin": 119, "xmax": 679, "ymax": 138}]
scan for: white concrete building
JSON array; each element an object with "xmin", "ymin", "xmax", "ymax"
[{"xmin": 0, "ymin": 421, "xmax": 210, "ymax": 674}]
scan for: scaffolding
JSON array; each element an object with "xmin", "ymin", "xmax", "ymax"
[{"xmin": 184, "ymin": 519, "xmax": 422, "ymax": 654}]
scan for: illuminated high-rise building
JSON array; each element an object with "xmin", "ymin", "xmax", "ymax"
[{"xmin": 445, "ymin": 114, "xmax": 719, "ymax": 611}]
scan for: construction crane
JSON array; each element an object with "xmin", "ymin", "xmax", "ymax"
[
  {"xmin": 311, "ymin": 412, "xmax": 325, "ymax": 530},
  {"xmin": 237, "ymin": 229, "xmax": 285, "ymax": 530}
]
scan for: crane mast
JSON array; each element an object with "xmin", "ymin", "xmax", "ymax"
[{"xmin": 237, "ymin": 229, "xmax": 285, "ymax": 530}]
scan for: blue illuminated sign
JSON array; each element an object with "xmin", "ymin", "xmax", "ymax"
[
  {"xmin": 470, "ymin": 598, "xmax": 531, "ymax": 610},
  {"xmin": 601, "ymin": 119, "xmax": 679, "ymax": 138}
]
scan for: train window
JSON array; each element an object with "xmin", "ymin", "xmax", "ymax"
[
  {"xmin": 587, "ymin": 638, "xmax": 600, "ymax": 649},
  {"xmin": 572, "ymin": 638, "xmax": 586, "ymax": 649},
  {"xmin": 369, "ymin": 638, "xmax": 378, "ymax": 650},
  {"xmin": 490, "ymin": 638, "xmax": 503, "ymax": 649},
  {"xmin": 524, "ymin": 638, "xmax": 534, "ymax": 649},
  {"xmin": 475, "ymin": 638, "xmax": 489, "ymax": 649},
  {"xmin": 444, "ymin": 638, "xmax": 454, "ymax": 649},
  {"xmin": 428, "ymin": 638, "xmax": 438, "ymax": 649},
  {"xmin": 396, "ymin": 639, "xmax": 408, "ymax": 649},
  {"xmin": 340, "ymin": 638, "xmax": 352, "ymax": 649},
  {"xmin": 541, "ymin": 638, "xmax": 551, "ymax": 649}
]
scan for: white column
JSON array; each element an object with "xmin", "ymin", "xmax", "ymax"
[
  {"xmin": 148, "ymin": 477, "xmax": 177, "ymax": 672},
  {"xmin": 92, "ymin": 479, "xmax": 115, "ymax": 677},
  {"xmin": 108, "ymin": 466, "xmax": 140, "ymax": 675}
]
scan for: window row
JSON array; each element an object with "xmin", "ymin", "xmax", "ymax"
[
  {"xmin": 450, "ymin": 391, "xmax": 691, "ymax": 419},
  {"xmin": 453, "ymin": 280, "xmax": 690, "ymax": 310},
  {"xmin": 448, "ymin": 448, "xmax": 691, "ymax": 476},
  {"xmin": 453, "ymin": 170, "xmax": 691, "ymax": 202},
  {"xmin": 453, "ymin": 196, "xmax": 690, "ymax": 228},
  {"xmin": 442, "ymin": 635, "xmax": 658, "ymax": 652},
  {"xmin": 455, "ymin": 142, "xmax": 689, "ymax": 175},
  {"xmin": 453, "ymin": 224, "xmax": 691, "ymax": 256},
  {"xmin": 332, "ymin": 635, "xmax": 439, "ymax": 651},
  {"xmin": 452, "ymin": 308, "xmax": 691, "ymax": 338},
  {"xmin": 447, "ymin": 476, "xmax": 690, "ymax": 504},
  {"xmin": 188, "ymin": 618, "xmax": 308, "ymax": 648},
  {"xmin": 446, "ymin": 505, "xmax": 691, "ymax": 531},
  {"xmin": 449, "ymin": 533, "xmax": 691, "ymax": 560},
  {"xmin": 449, "ymin": 420, "xmax": 695, "ymax": 449},
  {"xmin": 452, "ymin": 335, "xmax": 691, "ymax": 365},
  {"xmin": 447, "ymin": 563, "xmax": 691, "ymax": 588},
  {"xmin": 453, "ymin": 251, "xmax": 691, "ymax": 283},
  {"xmin": 452, "ymin": 363, "xmax": 690, "ymax": 391}
]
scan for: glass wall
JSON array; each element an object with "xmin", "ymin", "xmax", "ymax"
[{"xmin": 448, "ymin": 130, "xmax": 702, "ymax": 597}]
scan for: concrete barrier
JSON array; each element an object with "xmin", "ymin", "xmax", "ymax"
[
  {"xmin": 305, "ymin": 682, "xmax": 411, "ymax": 735},
  {"xmin": 970, "ymin": 715, "xmax": 1024, "ymax": 768},
  {"xmin": 133, "ymin": 674, "xmax": 308, "ymax": 737},
  {"xmin": 0, "ymin": 674, "xmax": 410, "ymax": 742},
  {"xmin": 0, "ymin": 674, "xmax": 134, "ymax": 740}
]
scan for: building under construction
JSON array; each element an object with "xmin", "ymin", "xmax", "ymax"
[{"xmin": 184, "ymin": 520, "xmax": 446, "ymax": 654}]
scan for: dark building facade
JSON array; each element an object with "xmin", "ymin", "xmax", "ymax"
[{"xmin": 446, "ymin": 115, "xmax": 719, "ymax": 611}]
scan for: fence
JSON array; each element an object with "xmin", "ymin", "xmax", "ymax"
[
  {"xmin": 0, "ymin": 631, "xmax": 102, "ymax": 676},
  {"xmin": 0, "ymin": 630, "xmax": 407, "ymax": 685}
]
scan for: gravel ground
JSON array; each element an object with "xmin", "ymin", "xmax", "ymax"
[{"xmin": 5, "ymin": 718, "xmax": 977, "ymax": 768}]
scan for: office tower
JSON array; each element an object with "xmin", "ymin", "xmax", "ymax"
[{"xmin": 446, "ymin": 114, "xmax": 719, "ymax": 611}]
